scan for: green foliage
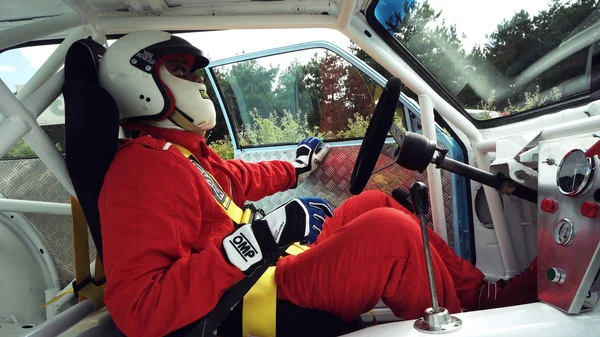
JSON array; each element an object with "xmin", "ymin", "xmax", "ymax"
[
  {"xmin": 476, "ymin": 85, "xmax": 563, "ymax": 120},
  {"xmin": 240, "ymin": 109, "xmax": 318, "ymax": 146},
  {"xmin": 4, "ymin": 139, "xmax": 36, "ymax": 158},
  {"xmin": 207, "ymin": 107, "xmax": 406, "ymax": 160},
  {"xmin": 353, "ymin": 0, "xmax": 599, "ymax": 119},
  {"xmin": 3, "ymin": 140, "xmax": 64, "ymax": 159},
  {"xmin": 208, "ymin": 136, "xmax": 235, "ymax": 160},
  {"xmin": 331, "ymin": 112, "xmax": 372, "ymax": 139},
  {"xmin": 211, "ymin": 46, "xmax": 400, "ymax": 146}
]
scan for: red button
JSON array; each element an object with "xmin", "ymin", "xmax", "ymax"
[
  {"xmin": 582, "ymin": 202, "xmax": 598, "ymax": 218},
  {"xmin": 541, "ymin": 198, "xmax": 558, "ymax": 213}
]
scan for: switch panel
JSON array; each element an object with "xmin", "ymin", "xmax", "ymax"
[{"xmin": 538, "ymin": 133, "xmax": 600, "ymax": 313}]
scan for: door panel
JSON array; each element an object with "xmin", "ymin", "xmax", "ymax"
[{"xmin": 237, "ymin": 145, "xmax": 457, "ymax": 249}]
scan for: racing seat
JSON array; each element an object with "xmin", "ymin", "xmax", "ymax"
[{"xmin": 63, "ymin": 36, "xmax": 364, "ymax": 337}]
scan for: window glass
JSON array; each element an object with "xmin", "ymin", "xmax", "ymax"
[
  {"xmin": 1, "ymin": 44, "xmax": 63, "ymax": 159},
  {"xmin": 212, "ymin": 48, "xmax": 406, "ymax": 147},
  {"xmin": 0, "ymin": 41, "xmax": 234, "ymax": 160},
  {"xmin": 1, "ymin": 30, "xmax": 403, "ymax": 159},
  {"xmin": 373, "ymin": 0, "xmax": 599, "ymax": 120}
]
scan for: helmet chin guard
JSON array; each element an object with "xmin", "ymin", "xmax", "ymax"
[
  {"xmin": 98, "ymin": 30, "xmax": 210, "ymax": 126},
  {"xmin": 158, "ymin": 63, "xmax": 216, "ymax": 133}
]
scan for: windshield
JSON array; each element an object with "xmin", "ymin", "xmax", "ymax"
[{"xmin": 372, "ymin": 0, "xmax": 599, "ymax": 120}]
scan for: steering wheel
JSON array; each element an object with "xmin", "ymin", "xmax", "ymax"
[{"xmin": 349, "ymin": 77, "xmax": 403, "ymax": 195}]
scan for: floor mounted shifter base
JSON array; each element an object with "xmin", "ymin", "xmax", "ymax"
[
  {"xmin": 414, "ymin": 307, "xmax": 462, "ymax": 334},
  {"xmin": 410, "ymin": 182, "xmax": 462, "ymax": 334}
]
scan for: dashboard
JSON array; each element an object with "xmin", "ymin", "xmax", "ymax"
[{"xmin": 537, "ymin": 132, "xmax": 600, "ymax": 313}]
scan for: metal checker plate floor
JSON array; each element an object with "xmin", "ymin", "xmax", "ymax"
[{"xmin": 0, "ymin": 158, "xmax": 96, "ymax": 287}]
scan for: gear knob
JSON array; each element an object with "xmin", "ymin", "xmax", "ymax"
[{"xmin": 410, "ymin": 182, "xmax": 429, "ymax": 217}]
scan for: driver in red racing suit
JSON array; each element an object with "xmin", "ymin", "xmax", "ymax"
[{"xmin": 98, "ymin": 31, "xmax": 538, "ymax": 337}]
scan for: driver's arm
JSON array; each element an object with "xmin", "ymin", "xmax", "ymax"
[
  {"xmin": 209, "ymin": 136, "xmax": 328, "ymax": 201},
  {"xmin": 208, "ymin": 146, "xmax": 298, "ymax": 201},
  {"xmin": 99, "ymin": 144, "xmax": 245, "ymax": 337}
]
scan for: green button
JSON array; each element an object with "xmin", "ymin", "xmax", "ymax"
[
  {"xmin": 547, "ymin": 267, "xmax": 565, "ymax": 283},
  {"xmin": 547, "ymin": 268, "xmax": 557, "ymax": 281}
]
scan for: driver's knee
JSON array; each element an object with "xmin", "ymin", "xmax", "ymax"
[
  {"xmin": 338, "ymin": 190, "xmax": 393, "ymax": 213},
  {"xmin": 347, "ymin": 207, "xmax": 422, "ymax": 252},
  {"xmin": 353, "ymin": 189, "xmax": 389, "ymax": 203},
  {"xmin": 340, "ymin": 190, "xmax": 414, "ymax": 218}
]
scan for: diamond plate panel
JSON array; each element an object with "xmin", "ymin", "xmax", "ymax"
[
  {"xmin": 0, "ymin": 159, "xmax": 96, "ymax": 287},
  {"xmin": 237, "ymin": 145, "xmax": 455, "ymax": 248}
]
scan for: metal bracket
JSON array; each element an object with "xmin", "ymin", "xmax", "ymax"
[
  {"xmin": 373, "ymin": 143, "xmax": 399, "ymax": 174},
  {"xmin": 146, "ymin": 0, "xmax": 169, "ymax": 15},
  {"xmin": 63, "ymin": 0, "xmax": 105, "ymax": 44},
  {"xmin": 518, "ymin": 146, "xmax": 539, "ymax": 165},
  {"xmin": 492, "ymin": 158, "xmax": 539, "ymax": 184},
  {"xmin": 124, "ymin": 0, "xmax": 169, "ymax": 15},
  {"xmin": 389, "ymin": 123, "xmax": 404, "ymax": 146},
  {"xmin": 495, "ymin": 130, "xmax": 541, "ymax": 160}
]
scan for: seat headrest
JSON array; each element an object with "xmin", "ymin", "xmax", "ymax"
[{"xmin": 64, "ymin": 37, "xmax": 106, "ymax": 83}]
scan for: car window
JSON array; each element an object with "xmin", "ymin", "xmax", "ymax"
[
  {"xmin": 372, "ymin": 0, "xmax": 599, "ymax": 121},
  {"xmin": 211, "ymin": 48, "xmax": 406, "ymax": 148},
  {"xmin": 1, "ymin": 30, "xmax": 403, "ymax": 160},
  {"xmin": 0, "ymin": 40, "xmax": 229, "ymax": 160},
  {"xmin": 0, "ymin": 44, "xmax": 63, "ymax": 159}
]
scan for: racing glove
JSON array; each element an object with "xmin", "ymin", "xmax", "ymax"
[
  {"xmin": 223, "ymin": 197, "xmax": 334, "ymax": 275},
  {"xmin": 292, "ymin": 137, "xmax": 330, "ymax": 187}
]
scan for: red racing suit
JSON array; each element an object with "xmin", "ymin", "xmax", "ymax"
[{"xmin": 99, "ymin": 125, "xmax": 485, "ymax": 337}]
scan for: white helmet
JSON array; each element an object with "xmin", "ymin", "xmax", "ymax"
[{"xmin": 98, "ymin": 30, "xmax": 216, "ymax": 134}]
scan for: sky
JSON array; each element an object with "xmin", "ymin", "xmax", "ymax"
[
  {"xmin": 427, "ymin": 0, "xmax": 554, "ymax": 52},
  {"xmin": 0, "ymin": 0, "xmax": 556, "ymax": 93}
]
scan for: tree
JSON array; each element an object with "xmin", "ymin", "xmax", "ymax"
[
  {"xmin": 351, "ymin": 0, "xmax": 599, "ymax": 117},
  {"xmin": 472, "ymin": 0, "xmax": 599, "ymax": 112},
  {"xmin": 227, "ymin": 59, "xmax": 280, "ymax": 121},
  {"xmin": 350, "ymin": 0, "xmax": 465, "ymax": 101},
  {"xmin": 298, "ymin": 53, "xmax": 325, "ymax": 128}
]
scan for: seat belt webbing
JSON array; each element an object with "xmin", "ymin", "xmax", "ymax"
[
  {"xmin": 171, "ymin": 143, "xmax": 253, "ymax": 225},
  {"xmin": 242, "ymin": 267, "xmax": 277, "ymax": 337},
  {"xmin": 241, "ymin": 244, "xmax": 309, "ymax": 337},
  {"xmin": 71, "ymin": 196, "xmax": 105, "ymax": 310}
]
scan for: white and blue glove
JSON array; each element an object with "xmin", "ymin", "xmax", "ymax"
[
  {"xmin": 293, "ymin": 137, "xmax": 330, "ymax": 187},
  {"xmin": 223, "ymin": 197, "xmax": 334, "ymax": 275}
]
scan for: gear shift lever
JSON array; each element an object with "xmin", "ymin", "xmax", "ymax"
[{"xmin": 410, "ymin": 182, "xmax": 462, "ymax": 334}]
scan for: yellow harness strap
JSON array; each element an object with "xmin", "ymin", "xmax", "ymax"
[
  {"xmin": 171, "ymin": 143, "xmax": 253, "ymax": 225},
  {"xmin": 175, "ymin": 143, "xmax": 313, "ymax": 336},
  {"xmin": 241, "ymin": 243, "xmax": 309, "ymax": 337},
  {"xmin": 242, "ymin": 267, "xmax": 278, "ymax": 337},
  {"xmin": 46, "ymin": 142, "xmax": 302, "ymax": 324},
  {"xmin": 71, "ymin": 196, "xmax": 105, "ymax": 310}
]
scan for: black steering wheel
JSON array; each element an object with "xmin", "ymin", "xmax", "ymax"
[{"xmin": 349, "ymin": 77, "xmax": 403, "ymax": 195}]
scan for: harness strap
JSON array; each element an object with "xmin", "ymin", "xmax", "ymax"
[
  {"xmin": 171, "ymin": 142, "xmax": 311, "ymax": 336},
  {"xmin": 242, "ymin": 267, "xmax": 278, "ymax": 337},
  {"xmin": 170, "ymin": 143, "xmax": 253, "ymax": 225},
  {"xmin": 241, "ymin": 243, "xmax": 309, "ymax": 337},
  {"xmin": 71, "ymin": 196, "xmax": 105, "ymax": 310}
]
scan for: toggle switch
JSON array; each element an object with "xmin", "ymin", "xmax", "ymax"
[
  {"xmin": 582, "ymin": 202, "xmax": 599, "ymax": 218},
  {"xmin": 585, "ymin": 138, "xmax": 600, "ymax": 158},
  {"xmin": 541, "ymin": 198, "xmax": 558, "ymax": 213},
  {"xmin": 547, "ymin": 268, "xmax": 566, "ymax": 284}
]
